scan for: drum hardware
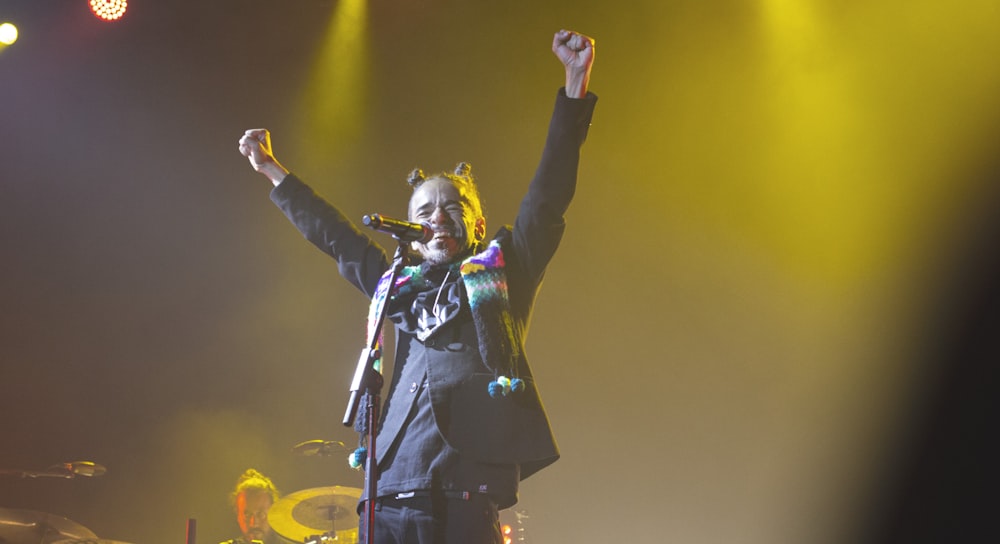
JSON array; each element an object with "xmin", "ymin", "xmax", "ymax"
[
  {"xmin": 0, "ymin": 461, "xmax": 106, "ymax": 479},
  {"xmin": 52, "ymin": 538, "xmax": 134, "ymax": 544},
  {"xmin": 291, "ymin": 440, "xmax": 346, "ymax": 457},
  {"xmin": 304, "ymin": 533, "xmax": 343, "ymax": 544}
]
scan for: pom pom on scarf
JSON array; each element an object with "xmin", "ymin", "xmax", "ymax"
[
  {"xmin": 488, "ymin": 380, "xmax": 505, "ymax": 398},
  {"xmin": 349, "ymin": 447, "xmax": 367, "ymax": 470},
  {"xmin": 490, "ymin": 375, "xmax": 524, "ymax": 398}
]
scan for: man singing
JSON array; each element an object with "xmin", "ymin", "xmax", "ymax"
[{"xmin": 238, "ymin": 28, "xmax": 597, "ymax": 544}]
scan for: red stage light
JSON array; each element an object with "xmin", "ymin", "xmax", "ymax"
[
  {"xmin": 90, "ymin": 0, "xmax": 127, "ymax": 21},
  {"xmin": 501, "ymin": 524, "xmax": 513, "ymax": 544}
]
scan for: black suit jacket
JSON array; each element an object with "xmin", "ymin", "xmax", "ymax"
[{"xmin": 270, "ymin": 89, "xmax": 597, "ymax": 479}]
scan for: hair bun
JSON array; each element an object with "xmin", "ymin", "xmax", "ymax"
[{"xmin": 407, "ymin": 168, "xmax": 426, "ymax": 187}]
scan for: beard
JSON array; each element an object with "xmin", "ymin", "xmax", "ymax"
[
  {"xmin": 415, "ymin": 226, "xmax": 470, "ymax": 265},
  {"xmin": 420, "ymin": 247, "xmax": 453, "ymax": 265}
]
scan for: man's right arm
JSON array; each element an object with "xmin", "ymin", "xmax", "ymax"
[
  {"xmin": 269, "ymin": 175, "xmax": 390, "ymax": 298},
  {"xmin": 237, "ymin": 128, "xmax": 290, "ymax": 186},
  {"xmin": 238, "ymin": 129, "xmax": 390, "ymax": 296}
]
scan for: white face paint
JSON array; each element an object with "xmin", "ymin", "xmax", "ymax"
[{"xmin": 408, "ymin": 178, "xmax": 485, "ymax": 265}]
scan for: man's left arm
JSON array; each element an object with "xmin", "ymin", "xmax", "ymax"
[{"xmin": 510, "ymin": 30, "xmax": 597, "ymax": 290}]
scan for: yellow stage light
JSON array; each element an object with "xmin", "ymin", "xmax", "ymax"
[
  {"xmin": 0, "ymin": 22, "xmax": 17, "ymax": 45},
  {"xmin": 294, "ymin": 0, "xmax": 370, "ymax": 168},
  {"xmin": 90, "ymin": 0, "xmax": 127, "ymax": 21}
]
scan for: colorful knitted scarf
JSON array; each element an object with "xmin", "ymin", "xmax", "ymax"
[{"xmin": 366, "ymin": 238, "xmax": 520, "ymax": 378}]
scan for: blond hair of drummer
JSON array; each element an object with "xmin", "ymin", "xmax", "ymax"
[{"xmin": 227, "ymin": 469, "xmax": 281, "ymax": 544}]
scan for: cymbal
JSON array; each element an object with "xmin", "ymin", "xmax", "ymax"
[
  {"xmin": 0, "ymin": 508, "xmax": 97, "ymax": 544},
  {"xmin": 52, "ymin": 540, "xmax": 133, "ymax": 544},
  {"xmin": 269, "ymin": 486, "xmax": 361, "ymax": 542}
]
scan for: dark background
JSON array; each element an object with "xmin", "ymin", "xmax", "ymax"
[{"xmin": 2, "ymin": 1, "xmax": 999, "ymax": 543}]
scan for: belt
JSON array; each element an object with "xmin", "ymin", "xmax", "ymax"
[
  {"xmin": 391, "ymin": 490, "xmax": 479, "ymax": 501},
  {"xmin": 371, "ymin": 490, "xmax": 496, "ymax": 510}
]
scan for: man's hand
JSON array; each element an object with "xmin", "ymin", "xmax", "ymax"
[
  {"xmin": 552, "ymin": 29, "xmax": 595, "ymax": 99},
  {"xmin": 238, "ymin": 128, "xmax": 289, "ymax": 186}
]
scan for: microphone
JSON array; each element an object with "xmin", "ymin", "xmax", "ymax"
[
  {"xmin": 292, "ymin": 439, "xmax": 346, "ymax": 457},
  {"xmin": 362, "ymin": 213, "xmax": 432, "ymax": 243}
]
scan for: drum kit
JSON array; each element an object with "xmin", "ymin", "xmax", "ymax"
[
  {"xmin": 0, "ymin": 462, "xmax": 126, "ymax": 544},
  {"xmin": 269, "ymin": 487, "xmax": 361, "ymax": 544},
  {"xmin": 0, "ymin": 461, "xmax": 125, "ymax": 544},
  {"xmin": 1, "ymin": 459, "xmax": 362, "ymax": 544},
  {"xmin": 0, "ymin": 487, "xmax": 363, "ymax": 544},
  {"xmin": 0, "ymin": 507, "xmax": 139, "ymax": 544},
  {"xmin": 0, "ymin": 507, "xmax": 98, "ymax": 544}
]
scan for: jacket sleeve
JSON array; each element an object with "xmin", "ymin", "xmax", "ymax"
[
  {"xmin": 510, "ymin": 88, "xmax": 598, "ymax": 304},
  {"xmin": 270, "ymin": 174, "xmax": 390, "ymax": 297}
]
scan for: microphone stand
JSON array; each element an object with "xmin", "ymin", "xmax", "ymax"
[
  {"xmin": 342, "ymin": 239, "xmax": 409, "ymax": 544},
  {"xmin": 0, "ymin": 468, "xmax": 73, "ymax": 478}
]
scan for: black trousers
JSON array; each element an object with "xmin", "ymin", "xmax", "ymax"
[{"xmin": 358, "ymin": 495, "xmax": 501, "ymax": 544}]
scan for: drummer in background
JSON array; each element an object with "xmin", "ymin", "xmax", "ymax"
[{"xmin": 227, "ymin": 469, "xmax": 281, "ymax": 544}]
